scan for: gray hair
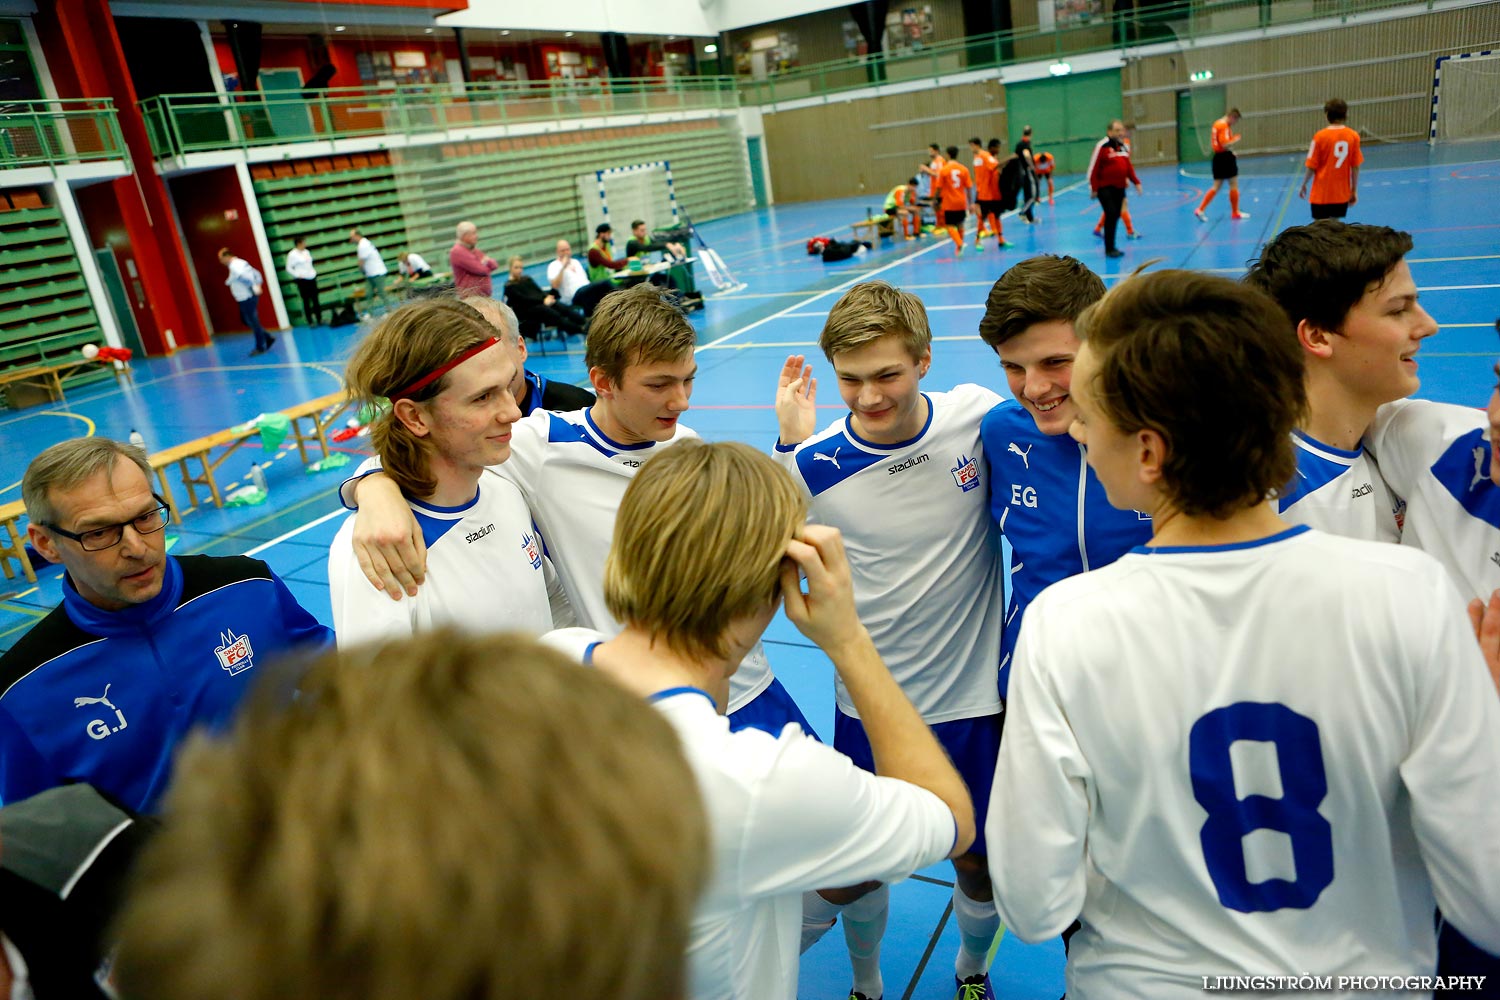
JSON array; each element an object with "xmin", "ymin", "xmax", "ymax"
[
  {"xmin": 22, "ymin": 437, "xmax": 154, "ymax": 527},
  {"xmin": 456, "ymin": 221, "xmax": 477, "ymax": 239},
  {"xmin": 460, "ymin": 296, "xmax": 520, "ymax": 347}
]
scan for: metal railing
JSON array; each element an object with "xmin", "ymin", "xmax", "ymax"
[
  {"xmin": 734, "ymin": 0, "xmax": 1446, "ymax": 104},
  {"xmin": 0, "ymin": 98, "xmax": 127, "ymax": 167},
  {"xmin": 140, "ymin": 76, "xmax": 741, "ymax": 159}
]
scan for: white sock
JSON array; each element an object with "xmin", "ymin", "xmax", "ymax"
[
  {"xmin": 843, "ymin": 884, "xmax": 889, "ymax": 998},
  {"xmin": 952, "ymin": 885, "xmax": 1001, "ymax": 979},
  {"xmin": 801, "ymin": 890, "xmax": 842, "ymax": 954}
]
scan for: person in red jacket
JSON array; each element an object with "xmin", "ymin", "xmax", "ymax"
[
  {"xmin": 1087, "ymin": 120, "xmax": 1143, "ymax": 259},
  {"xmin": 449, "ymin": 221, "xmax": 499, "ymax": 297}
]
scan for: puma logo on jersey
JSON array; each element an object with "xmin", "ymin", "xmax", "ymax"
[
  {"xmin": 76, "ymin": 684, "xmax": 128, "ymax": 740},
  {"xmin": 1007, "ymin": 442, "xmax": 1033, "ymax": 469},
  {"xmin": 1471, "ymin": 446, "xmax": 1487, "ymax": 491},
  {"xmin": 814, "ymin": 447, "xmax": 842, "ymax": 470}
]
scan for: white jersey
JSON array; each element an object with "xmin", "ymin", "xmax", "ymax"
[
  {"xmin": 328, "ymin": 477, "xmax": 554, "ymax": 647},
  {"xmin": 651, "ymin": 688, "xmax": 953, "ymax": 1000},
  {"xmin": 1276, "ymin": 431, "xmax": 1401, "ymax": 542},
  {"xmin": 1366, "ymin": 398, "xmax": 1500, "ymax": 599},
  {"xmin": 355, "ymin": 237, "xmax": 386, "ymax": 277},
  {"xmin": 990, "ymin": 526, "xmax": 1500, "ymax": 1000},
  {"xmin": 342, "ymin": 408, "xmax": 775, "ymax": 712},
  {"xmin": 775, "ymin": 385, "xmax": 1004, "ymax": 724}
]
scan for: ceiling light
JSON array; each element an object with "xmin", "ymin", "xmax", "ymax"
[
  {"xmin": 1048, "ymin": 61, "xmax": 1071, "ymax": 76},
  {"xmin": 500, "ymin": 29, "xmax": 511, "ymax": 35},
  {"xmin": 564, "ymin": 31, "xmax": 575, "ymax": 38},
  {"xmin": 667, "ymin": 35, "xmax": 676, "ymax": 40},
  {"xmin": 703, "ymin": 43, "xmax": 718, "ymax": 54},
  {"xmin": 334, "ymin": 25, "xmax": 345, "ymax": 31},
  {"xmin": 424, "ymin": 27, "xmax": 434, "ymax": 34},
  {"xmin": 1190, "ymin": 69, "xmax": 1214, "ymax": 82}
]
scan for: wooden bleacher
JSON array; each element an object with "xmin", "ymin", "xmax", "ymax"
[{"xmin": 0, "ymin": 392, "xmax": 361, "ymax": 582}]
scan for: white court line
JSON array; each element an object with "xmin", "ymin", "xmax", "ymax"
[
  {"xmin": 699, "ymin": 177, "xmax": 1090, "ymax": 353},
  {"xmin": 1419, "ymin": 283, "xmax": 1500, "ymax": 291},
  {"xmin": 244, "ymin": 507, "xmax": 347, "ymax": 556},
  {"xmin": 1410, "ymin": 254, "xmax": 1500, "ymax": 264},
  {"xmin": 782, "ymin": 302, "xmax": 986, "ymax": 319}
]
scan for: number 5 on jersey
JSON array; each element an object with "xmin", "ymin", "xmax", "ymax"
[{"xmin": 1189, "ymin": 702, "xmax": 1334, "ymax": 913}]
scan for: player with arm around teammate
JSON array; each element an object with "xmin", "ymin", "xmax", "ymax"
[
  {"xmin": 544, "ymin": 440, "xmax": 974, "ymax": 1000},
  {"xmin": 990, "ymin": 268, "xmax": 1500, "ymax": 999},
  {"xmin": 327, "ymin": 297, "xmax": 563, "ymax": 647},
  {"xmin": 775, "ymin": 281, "xmax": 1006, "ymax": 1000},
  {"xmin": 338, "ymin": 283, "xmax": 811, "ymax": 739}
]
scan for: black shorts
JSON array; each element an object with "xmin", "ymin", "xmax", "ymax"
[
  {"xmin": 1211, "ymin": 150, "xmax": 1238, "ymax": 180},
  {"xmin": 1310, "ymin": 202, "xmax": 1349, "ymax": 219},
  {"xmin": 978, "ymin": 199, "xmax": 1003, "ymax": 217},
  {"xmin": 943, "ymin": 209, "xmax": 967, "ymax": 226}
]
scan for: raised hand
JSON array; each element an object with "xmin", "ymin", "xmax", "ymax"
[{"xmin": 776, "ymin": 354, "xmax": 818, "ymax": 446}]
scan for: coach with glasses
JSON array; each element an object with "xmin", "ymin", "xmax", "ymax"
[{"xmin": 0, "ymin": 437, "xmax": 331, "ymax": 813}]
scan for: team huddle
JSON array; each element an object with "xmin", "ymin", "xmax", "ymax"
[{"xmin": 4, "ymin": 219, "xmax": 1498, "ymax": 1000}]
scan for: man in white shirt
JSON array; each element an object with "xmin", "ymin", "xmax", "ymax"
[
  {"xmin": 217, "ymin": 247, "xmax": 274, "ymax": 356},
  {"xmin": 990, "ymin": 269, "xmax": 1500, "ymax": 999},
  {"xmin": 546, "ymin": 239, "xmax": 610, "ymax": 318},
  {"xmin": 327, "ymin": 297, "xmax": 561, "ymax": 646},
  {"xmin": 545, "ymin": 439, "xmax": 972, "ymax": 1000},
  {"xmin": 773, "ymin": 281, "xmax": 1005, "ymax": 1000},
  {"xmin": 284, "ymin": 235, "xmax": 321, "ymax": 327},
  {"xmin": 339, "ymin": 284, "xmax": 812, "ymax": 739},
  {"xmin": 348, "ymin": 228, "xmax": 391, "ymax": 317}
]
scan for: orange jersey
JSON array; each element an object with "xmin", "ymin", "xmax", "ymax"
[
  {"xmin": 971, "ymin": 150, "xmax": 1000, "ymax": 200},
  {"xmin": 938, "ymin": 160, "xmax": 973, "ymax": 210},
  {"xmin": 1033, "ymin": 152, "xmax": 1055, "ymax": 175},
  {"xmin": 1211, "ymin": 117, "xmax": 1240, "ymax": 153},
  {"xmin": 1305, "ymin": 125, "xmax": 1363, "ymax": 204}
]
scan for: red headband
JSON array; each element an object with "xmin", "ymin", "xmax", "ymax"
[{"xmin": 389, "ymin": 338, "xmax": 497, "ymax": 401}]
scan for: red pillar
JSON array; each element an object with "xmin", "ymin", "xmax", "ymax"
[{"xmin": 32, "ymin": 0, "xmax": 209, "ymax": 354}]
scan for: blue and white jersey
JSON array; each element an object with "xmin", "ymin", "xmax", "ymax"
[
  {"xmin": 1276, "ymin": 431, "xmax": 1402, "ymax": 543},
  {"xmin": 342, "ymin": 408, "xmax": 776, "ymax": 713},
  {"xmin": 329, "ymin": 476, "xmax": 554, "ymax": 647},
  {"xmin": 775, "ymin": 385, "xmax": 1004, "ymax": 724},
  {"xmin": 980, "ymin": 401, "xmax": 1152, "ymax": 698},
  {"xmin": 1366, "ymin": 398, "xmax": 1500, "ymax": 600},
  {"xmin": 990, "ymin": 527, "xmax": 1500, "ymax": 998}
]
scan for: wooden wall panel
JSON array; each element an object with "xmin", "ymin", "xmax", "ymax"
[
  {"xmin": 761, "ymin": 81, "xmax": 1008, "ymax": 203},
  {"xmin": 1124, "ymin": 1, "xmax": 1500, "ymax": 163}
]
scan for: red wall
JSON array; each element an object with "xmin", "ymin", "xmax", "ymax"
[
  {"xmin": 74, "ymin": 180, "xmax": 161, "ymax": 348},
  {"xmin": 167, "ymin": 168, "xmax": 279, "ymax": 336},
  {"xmin": 214, "ymin": 33, "xmax": 558, "ymax": 88}
]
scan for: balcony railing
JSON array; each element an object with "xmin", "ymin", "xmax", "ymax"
[
  {"xmin": 140, "ymin": 76, "xmax": 741, "ymax": 159},
  {"xmin": 735, "ymin": 0, "xmax": 1446, "ymax": 104},
  {"xmin": 0, "ymin": 99, "xmax": 127, "ymax": 167}
]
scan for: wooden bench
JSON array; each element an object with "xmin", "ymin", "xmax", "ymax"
[
  {"xmin": 148, "ymin": 392, "xmax": 359, "ymax": 516},
  {"xmin": 0, "ymin": 358, "xmax": 132, "ymax": 408},
  {"xmin": 0, "ymin": 498, "xmax": 36, "ymax": 585},
  {"xmin": 850, "ymin": 217, "xmax": 894, "ymax": 241}
]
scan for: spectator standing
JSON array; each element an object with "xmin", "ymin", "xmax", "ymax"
[
  {"xmin": 449, "ymin": 220, "xmax": 499, "ymax": 297},
  {"xmin": 349, "ymin": 228, "xmax": 392, "ymax": 317},
  {"xmin": 284, "ymin": 235, "xmax": 322, "ymax": 327},
  {"xmin": 218, "ymin": 248, "xmax": 274, "ymax": 356}
]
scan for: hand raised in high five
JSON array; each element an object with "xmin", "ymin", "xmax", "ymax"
[{"xmin": 776, "ymin": 354, "xmax": 818, "ymax": 446}]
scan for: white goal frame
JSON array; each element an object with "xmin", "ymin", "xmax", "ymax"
[{"xmin": 1429, "ymin": 49, "xmax": 1498, "ymax": 144}]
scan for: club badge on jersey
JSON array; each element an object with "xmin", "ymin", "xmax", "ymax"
[
  {"xmin": 522, "ymin": 530, "xmax": 543, "ymax": 570},
  {"xmin": 951, "ymin": 454, "xmax": 981, "ymax": 492},
  {"xmin": 215, "ymin": 628, "xmax": 255, "ymax": 676}
]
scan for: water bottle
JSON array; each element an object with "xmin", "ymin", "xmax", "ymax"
[
  {"xmin": 129, "ymin": 429, "xmax": 146, "ymax": 452},
  {"xmin": 250, "ymin": 462, "xmax": 268, "ymax": 494}
]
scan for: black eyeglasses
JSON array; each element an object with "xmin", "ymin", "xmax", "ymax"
[{"xmin": 44, "ymin": 495, "xmax": 172, "ymax": 551}]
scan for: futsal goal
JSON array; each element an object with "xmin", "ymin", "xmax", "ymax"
[
  {"xmin": 1430, "ymin": 50, "xmax": 1500, "ymax": 144},
  {"xmin": 576, "ymin": 161, "xmax": 680, "ymax": 239}
]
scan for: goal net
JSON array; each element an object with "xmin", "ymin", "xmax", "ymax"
[
  {"xmin": 576, "ymin": 161, "xmax": 679, "ymax": 240},
  {"xmin": 1431, "ymin": 51, "xmax": 1500, "ymax": 144}
]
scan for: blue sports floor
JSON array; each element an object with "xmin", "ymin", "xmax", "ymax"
[{"xmin": 2, "ymin": 139, "xmax": 1498, "ymax": 999}]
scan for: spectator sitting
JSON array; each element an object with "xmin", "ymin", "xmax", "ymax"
[
  {"xmin": 624, "ymin": 219, "xmax": 686, "ymax": 260},
  {"xmin": 503, "ymin": 256, "xmax": 585, "ymax": 340},
  {"xmin": 545, "ymin": 239, "xmax": 612, "ymax": 319},
  {"xmin": 586, "ymin": 223, "xmax": 630, "ymax": 282},
  {"xmin": 0, "ymin": 438, "xmax": 333, "ymax": 814},
  {"xmin": 464, "ymin": 296, "xmax": 596, "ymax": 416},
  {"xmin": 449, "ymin": 220, "xmax": 499, "ymax": 297},
  {"xmin": 398, "ymin": 251, "xmax": 434, "ymax": 280}
]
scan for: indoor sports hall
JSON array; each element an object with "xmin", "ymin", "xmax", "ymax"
[{"xmin": 2, "ymin": 1, "xmax": 1499, "ymax": 998}]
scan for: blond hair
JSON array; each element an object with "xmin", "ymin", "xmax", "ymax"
[
  {"xmin": 22, "ymin": 437, "xmax": 154, "ymax": 526},
  {"xmin": 344, "ymin": 298, "xmax": 495, "ymax": 499},
  {"xmin": 604, "ymin": 440, "xmax": 806, "ymax": 662},
  {"xmin": 113, "ymin": 630, "xmax": 707, "ymax": 1000},
  {"xmin": 584, "ymin": 282, "xmax": 695, "ymax": 386},
  {"xmin": 819, "ymin": 280, "xmax": 932, "ymax": 362}
]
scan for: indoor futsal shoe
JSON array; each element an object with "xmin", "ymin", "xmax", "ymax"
[
  {"xmin": 1232, "ymin": 212, "xmax": 1252, "ymax": 219},
  {"xmin": 956, "ymin": 972, "xmax": 995, "ymax": 999},
  {"xmin": 1106, "ymin": 249, "xmax": 1125, "ymax": 258},
  {"xmin": 1194, "ymin": 208, "xmax": 1208, "ymax": 222},
  {"xmin": 848, "ymin": 992, "xmax": 880, "ymax": 1000},
  {"xmin": 1127, "ymin": 231, "xmax": 1143, "ymax": 239}
]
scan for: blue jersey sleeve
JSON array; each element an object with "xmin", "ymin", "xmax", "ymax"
[{"xmin": 0, "ymin": 706, "xmax": 57, "ymax": 807}]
